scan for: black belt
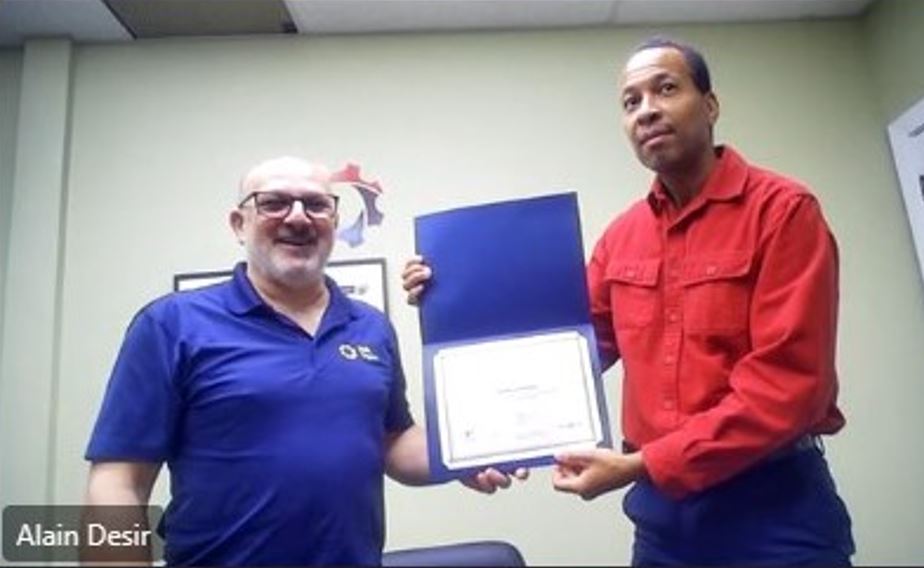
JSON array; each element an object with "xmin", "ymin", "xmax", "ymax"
[
  {"xmin": 622, "ymin": 435, "xmax": 821, "ymax": 461},
  {"xmin": 767, "ymin": 434, "xmax": 821, "ymax": 462}
]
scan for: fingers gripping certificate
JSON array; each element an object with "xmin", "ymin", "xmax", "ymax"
[{"xmin": 415, "ymin": 193, "xmax": 612, "ymax": 481}]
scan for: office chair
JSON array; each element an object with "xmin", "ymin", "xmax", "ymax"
[{"xmin": 382, "ymin": 540, "xmax": 526, "ymax": 566}]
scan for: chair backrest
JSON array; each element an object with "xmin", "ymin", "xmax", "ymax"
[{"xmin": 382, "ymin": 540, "xmax": 526, "ymax": 567}]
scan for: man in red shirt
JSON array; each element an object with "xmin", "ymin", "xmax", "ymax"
[{"xmin": 404, "ymin": 37, "xmax": 854, "ymax": 565}]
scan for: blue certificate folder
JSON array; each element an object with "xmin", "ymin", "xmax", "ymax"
[{"xmin": 415, "ymin": 192, "xmax": 612, "ymax": 482}]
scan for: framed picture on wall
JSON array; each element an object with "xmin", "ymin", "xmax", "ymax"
[
  {"xmin": 887, "ymin": 96, "xmax": 924, "ymax": 286},
  {"xmin": 173, "ymin": 270, "xmax": 233, "ymax": 292},
  {"xmin": 325, "ymin": 258, "xmax": 389, "ymax": 316},
  {"xmin": 173, "ymin": 258, "xmax": 390, "ymax": 315}
]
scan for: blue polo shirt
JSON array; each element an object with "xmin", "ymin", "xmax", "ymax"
[{"xmin": 86, "ymin": 263, "xmax": 414, "ymax": 566}]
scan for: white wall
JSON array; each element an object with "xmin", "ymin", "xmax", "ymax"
[
  {"xmin": 0, "ymin": 40, "xmax": 73, "ymax": 516},
  {"xmin": 0, "ymin": 49, "xmax": 22, "ymax": 384},
  {"xmin": 864, "ymin": 0, "xmax": 924, "ymax": 121},
  {"xmin": 1, "ymin": 12, "xmax": 923, "ymax": 566}
]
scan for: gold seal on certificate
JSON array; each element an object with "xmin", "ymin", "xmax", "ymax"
[{"xmin": 433, "ymin": 330, "xmax": 604, "ymax": 470}]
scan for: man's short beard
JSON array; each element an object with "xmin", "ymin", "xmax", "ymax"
[{"xmin": 247, "ymin": 243, "xmax": 330, "ymax": 289}]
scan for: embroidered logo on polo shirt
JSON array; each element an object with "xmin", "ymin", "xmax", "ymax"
[
  {"xmin": 357, "ymin": 345, "xmax": 379, "ymax": 361},
  {"xmin": 339, "ymin": 344, "xmax": 359, "ymax": 360},
  {"xmin": 338, "ymin": 343, "xmax": 380, "ymax": 362}
]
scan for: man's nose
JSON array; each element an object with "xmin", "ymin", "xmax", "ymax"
[
  {"xmin": 284, "ymin": 200, "xmax": 314, "ymax": 223},
  {"xmin": 637, "ymin": 94, "xmax": 661, "ymax": 124}
]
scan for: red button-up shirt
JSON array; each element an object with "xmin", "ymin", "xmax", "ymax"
[{"xmin": 587, "ymin": 146, "xmax": 845, "ymax": 499}]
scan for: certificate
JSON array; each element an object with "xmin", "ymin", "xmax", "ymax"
[
  {"xmin": 433, "ymin": 331, "xmax": 603, "ymax": 470},
  {"xmin": 415, "ymin": 193, "xmax": 612, "ymax": 481}
]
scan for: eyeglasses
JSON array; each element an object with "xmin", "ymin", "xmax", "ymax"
[{"xmin": 238, "ymin": 191, "xmax": 339, "ymax": 220}]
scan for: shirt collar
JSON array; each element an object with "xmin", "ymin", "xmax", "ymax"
[
  {"xmin": 319, "ymin": 273, "xmax": 358, "ymax": 333},
  {"xmin": 646, "ymin": 145, "xmax": 748, "ymax": 215},
  {"xmin": 225, "ymin": 262, "xmax": 359, "ymax": 329},
  {"xmin": 226, "ymin": 262, "xmax": 263, "ymax": 315}
]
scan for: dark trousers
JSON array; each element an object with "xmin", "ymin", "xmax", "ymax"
[{"xmin": 624, "ymin": 447, "xmax": 854, "ymax": 566}]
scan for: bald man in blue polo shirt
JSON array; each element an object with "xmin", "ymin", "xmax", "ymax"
[{"xmin": 84, "ymin": 157, "xmax": 519, "ymax": 566}]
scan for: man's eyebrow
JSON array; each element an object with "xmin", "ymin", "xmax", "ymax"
[{"xmin": 621, "ymin": 70, "xmax": 679, "ymax": 93}]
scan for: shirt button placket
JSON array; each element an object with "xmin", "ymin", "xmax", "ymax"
[{"xmin": 661, "ymin": 231, "xmax": 684, "ymax": 416}]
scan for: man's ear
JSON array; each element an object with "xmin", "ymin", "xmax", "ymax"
[
  {"xmin": 229, "ymin": 209, "xmax": 245, "ymax": 244},
  {"xmin": 705, "ymin": 91, "xmax": 720, "ymax": 127}
]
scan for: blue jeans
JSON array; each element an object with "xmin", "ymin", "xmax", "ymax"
[{"xmin": 624, "ymin": 448, "xmax": 854, "ymax": 566}]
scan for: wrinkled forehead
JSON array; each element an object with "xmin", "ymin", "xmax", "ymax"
[
  {"xmin": 620, "ymin": 47, "xmax": 690, "ymax": 91},
  {"xmin": 240, "ymin": 158, "xmax": 333, "ymax": 197}
]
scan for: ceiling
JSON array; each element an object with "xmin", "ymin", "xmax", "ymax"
[{"xmin": 0, "ymin": 0, "xmax": 876, "ymax": 48}]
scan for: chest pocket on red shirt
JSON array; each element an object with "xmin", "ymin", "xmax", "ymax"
[
  {"xmin": 681, "ymin": 251, "xmax": 753, "ymax": 333},
  {"xmin": 605, "ymin": 259, "xmax": 661, "ymax": 329}
]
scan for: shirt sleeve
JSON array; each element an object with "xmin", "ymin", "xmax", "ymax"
[
  {"xmin": 85, "ymin": 308, "xmax": 183, "ymax": 462},
  {"xmin": 642, "ymin": 194, "xmax": 840, "ymax": 498},
  {"xmin": 384, "ymin": 324, "xmax": 415, "ymax": 434},
  {"xmin": 587, "ymin": 234, "xmax": 621, "ymax": 370}
]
